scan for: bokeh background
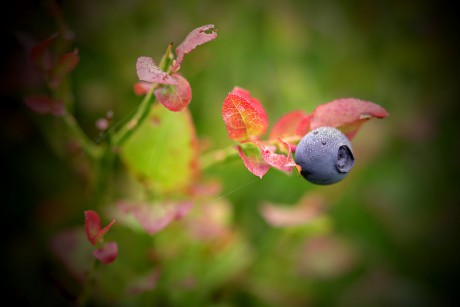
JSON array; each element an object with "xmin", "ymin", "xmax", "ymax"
[{"xmin": 2, "ymin": 0, "xmax": 460, "ymax": 306}]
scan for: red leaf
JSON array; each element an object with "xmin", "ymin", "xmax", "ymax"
[
  {"xmin": 154, "ymin": 73, "xmax": 192, "ymax": 111},
  {"xmin": 174, "ymin": 201, "xmax": 194, "ymax": 220},
  {"xmin": 260, "ymin": 193, "xmax": 324, "ymax": 227},
  {"xmin": 187, "ymin": 180, "xmax": 222, "ymax": 198},
  {"xmin": 133, "ymin": 81, "xmax": 153, "ymax": 95},
  {"xmin": 24, "ymin": 95, "xmax": 64, "ymax": 116},
  {"xmin": 184, "ymin": 200, "xmax": 231, "ymax": 240},
  {"xmin": 270, "ymin": 110, "xmax": 308, "ymax": 139},
  {"xmin": 310, "ymin": 98, "xmax": 389, "ymax": 139},
  {"xmin": 222, "ymin": 87, "xmax": 269, "ymax": 141},
  {"xmin": 259, "ymin": 139, "xmax": 296, "ymax": 172},
  {"xmin": 24, "ymin": 95, "xmax": 53, "ymax": 114},
  {"xmin": 299, "ymin": 235, "xmax": 356, "ymax": 278},
  {"xmin": 49, "ymin": 50, "xmax": 79, "ymax": 88},
  {"xmin": 84, "ymin": 210, "xmax": 115, "ymax": 246},
  {"xmin": 173, "ymin": 24, "xmax": 217, "ymax": 72},
  {"xmin": 136, "ymin": 56, "xmax": 177, "ymax": 85},
  {"xmin": 84, "ymin": 210, "xmax": 101, "ymax": 245},
  {"xmin": 296, "ymin": 114, "xmax": 312, "ymax": 136},
  {"xmin": 232, "ymin": 87, "xmax": 267, "ymax": 118},
  {"xmin": 236, "ymin": 143, "xmax": 270, "ymax": 178},
  {"xmin": 93, "ymin": 241, "xmax": 118, "ymax": 264},
  {"xmin": 97, "ymin": 218, "xmax": 115, "ymax": 242},
  {"xmin": 30, "ymin": 33, "xmax": 58, "ymax": 72},
  {"xmin": 127, "ymin": 270, "xmax": 161, "ymax": 294},
  {"xmin": 117, "ymin": 201, "xmax": 193, "ymax": 235}
]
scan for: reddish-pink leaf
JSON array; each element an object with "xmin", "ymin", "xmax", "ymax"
[
  {"xmin": 93, "ymin": 241, "xmax": 118, "ymax": 264},
  {"xmin": 97, "ymin": 218, "xmax": 115, "ymax": 242},
  {"xmin": 84, "ymin": 210, "xmax": 115, "ymax": 245},
  {"xmin": 231, "ymin": 87, "xmax": 268, "ymax": 118},
  {"xmin": 310, "ymin": 98, "xmax": 389, "ymax": 139},
  {"xmin": 222, "ymin": 87, "xmax": 269, "ymax": 141},
  {"xmin": 236, "ymin": 143, "xmax": 270, "ymax": 178},
  {"xmin": 84, "ymin": 210, "xmax": 101, "ymax": 245},
  {"xmin": 117, "ymin": 201, "xmax": 193, "ymax": 235},
  {"xmin": 259, "ymin": 139, "xmax": 296, "ymax": 173},
  {"xmin": 136, "ymin": 56, "xmax": 177, "ymax": 85},
  {"xmin": 24, "ymin": 95, "xmax": 53, "ymax": 114},
  {"xmin": 154, "ymin": 73, "xmax": 192, "ymax": 111},
  {"xmin": 260, "ymin": 194, "xmax": 324, "ymax": 227},
  {"xmin": 127, "ymin": 270, "xmax": 161, "ymax": 294},
  {"xmin": 270, "ymin": 110, "xmax": 308, "ymax": 139},
  {"xmin": 174, "ymin": 201, "xmax": 194, "ymax": 220},
  {"xmin": 296, "ymin": 114, "xmax": 312, "ymax": 136},
  {"xmin": 187, "ymin": 180, "xmax": 222, "ymax": 198},
  {"xmin": 337, "ymin": 120, "xmax": 369, "ymax": 140},
  {"xmin": 184, "ymin": 200, "xmax": 230, "ymax": 240},
  {"xmin": 24, "ymin": 95, "xmax": 64, "ymax": 116},
  {"xmin": 30, "ymin": 33, "xmax": 58, "ymax": 72},
  {"xmin": 299, "ymin": 235, "xmax": 356, "ymax": 278},
  {"xmin": 133, "ymin": 81, "xmax": 153, "ymax": 95},
  {"xmin": 173, "ymin": 24, "xmax": 217, "ymax": 72},
  {"xmin": 49, "ymin": 50, "xmax": 79, "ymax": 88}
]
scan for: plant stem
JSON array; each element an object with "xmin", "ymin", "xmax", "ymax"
[
  {"xmin": 109, "ymin": 42, "xmax": 176, "ymax": 147},
  {"xmin": 200, "ymin": 145, "xmax": 240, "ymax": 170},
  {"xmin": 62, "ymin": 111, "xmax": 102, "ymax": 159},
  {"xmin": 111, "ymin": 84, "xmax": 158, "ymax": 146},
  {"xmin": 91, "ymin": 145, "xmax": 116, "ymax": 207},
  {"xmin": 199, "ymin": 136, "xmax": 302, "ymax": 170},
  {"xmin": 76, "ymin": 258, "xmax": 98, "ymax": 306}
]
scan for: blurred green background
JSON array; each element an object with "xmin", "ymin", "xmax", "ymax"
[{"xmin": 2, "ymin": 0, "xmax": 459, "ymax": 306}]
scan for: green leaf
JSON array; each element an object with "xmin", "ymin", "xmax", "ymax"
[{"xmin": 120, "ymin": 103, "xmax": 199, "ymax": 194}]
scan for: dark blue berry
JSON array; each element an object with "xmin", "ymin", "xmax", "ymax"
[{"xmin": 294, "ymin": 126, "xmax": 354, "ymax": 185}]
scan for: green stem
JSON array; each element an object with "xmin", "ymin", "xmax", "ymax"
[
  {"xmin": 62, "ymin": 111, "xmax": 102, "ymax": 159},
  {"xmin": 110, "ymin": 42, "xmax": 174, "ymax": 147},
  {"xmin": 91, "ymin": 145, "xmax": 115, "ymax": 207},
  {"xmin": 111, "ymin": 84, "xmax": 159, "ymax": 146},
  {"xmin": 76, "ymin": 258, "xmax": 98, "ymax": 306},
  {"xmin": 200, "ymin": 145, "xmax": 240, "ymax": 170},
  {"xmin": 110, "ymin": 42, "xmax": 176, "ymax": 147},
  {"xmin": 199, "ymin": 136, "xmax": 302, "ymax": 170}
]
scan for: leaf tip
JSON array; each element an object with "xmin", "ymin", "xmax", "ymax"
[{"xmin": 173, "ymin": 24, "xmax": 218, "ymax": 72}]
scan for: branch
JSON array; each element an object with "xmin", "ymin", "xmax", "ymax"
[
  {"xmin": 111, "ymin": 84, "xmax": 159, "ymax": 146},
  {"xmin": 199, "ymin": 136, "xmax": 302, "ymax": 170},
  {"xmin": 110, "ymin": 45, "xmax": 173, "ymax": 147},
  {"xmin": 62, "ymin": 111, "xmax": 102, "ymax": 159}
]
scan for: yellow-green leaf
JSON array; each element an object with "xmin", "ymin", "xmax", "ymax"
[{"xmin": 120, "ymin": 104, "xmax": 199, "ymax": 194}]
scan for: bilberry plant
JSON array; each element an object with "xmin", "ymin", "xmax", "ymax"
[{"xmin": 20, "ymin": 4, "xmax": 390, "ymax": 304}]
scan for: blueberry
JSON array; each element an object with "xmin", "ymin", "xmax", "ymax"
[{"xmin": 294, "ymin": 126, "xmax": 354, "ymax": 185}]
